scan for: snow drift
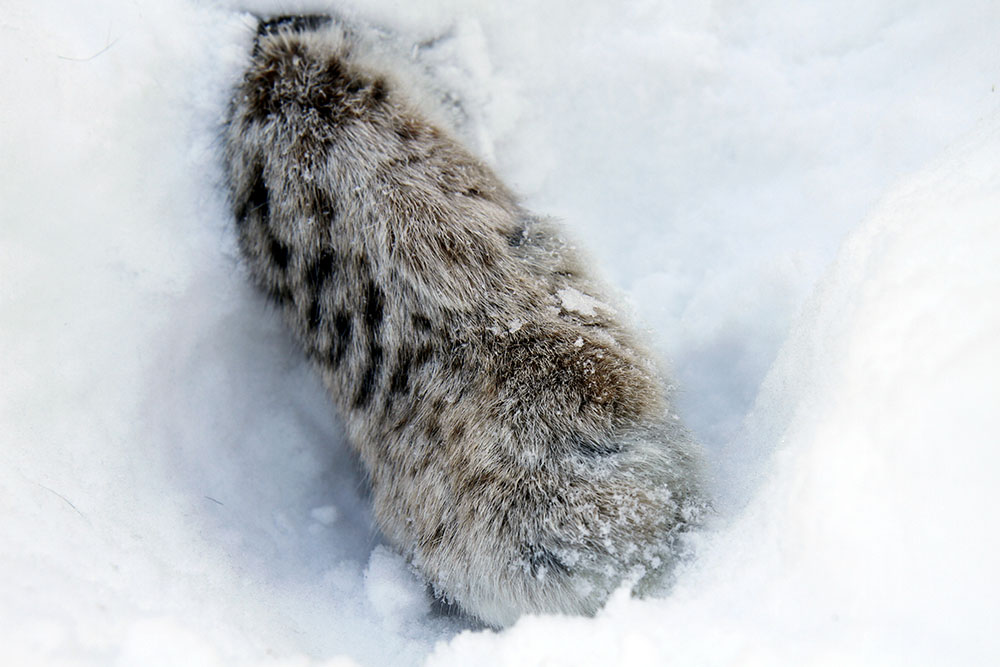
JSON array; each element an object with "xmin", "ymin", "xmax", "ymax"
[{"xmin": 430, "ymin": 107, "xmax": 1000, "ymax": 667}]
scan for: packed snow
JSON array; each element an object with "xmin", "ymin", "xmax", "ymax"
[
  {"xmin": 556, "ymin": 288, "xmax": 611, "ymax": 318},
  {"xmin": 2, "ymin": 0, "xmax": 999, "ymax": 664}
]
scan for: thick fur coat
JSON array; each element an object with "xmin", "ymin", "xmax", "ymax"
[{"xmin": 224, "ymin": 16, "xmax": 706, "ymax": 627}]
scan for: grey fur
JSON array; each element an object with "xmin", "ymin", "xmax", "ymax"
[{"xmin": 224, "ymin": 16, "xmax": 706, "ymax": 628}]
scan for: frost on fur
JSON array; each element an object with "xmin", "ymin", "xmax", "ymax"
[{"xmin": 224, "ymin": 15, "xmax": 707, "ymax": 628}]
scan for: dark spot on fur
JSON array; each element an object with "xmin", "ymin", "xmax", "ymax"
[
  {"xmin": 324, "ymin": 57, "xmax": 345, "ymax": 80},
  {"xmin": 309, "ymin": 249, "xmax": 336, "ymax": 286},
  {"xmin": 354, "ymin": 345, "xmax": 382, "ymax": 409},
  {"xmin": 464, "ymin": 187, "xmax": 482, "ymax": 198},
  {"xmin": 476, "ymin": 244, "xmax": 496, "ymax": 269},
  {"xmin": 425, "ymin": 416, "xmax": 441, "ymax": 443},
  {"xmin": 390, "ymin": 413, "xmax": 411, "ymax": 434},
  {"xmin": 256, "ymin": 15, "xmax": 331, "ymax": 40},
  {"xmin": 436, "ymin": 232, "xmax": 497, "ymax": 269},
  {"xmin": 369, "ymin": 79, "xmax": 388, "ymax": 105},
  {"xmin": 313, "ymin": 73, "xmax": 351, "ymax": 121},
  {"xmin": 380, "ymin": 392, "xmax": 394, "ymax": 418},
  {"xmin": 345, "ymin": 77, "xmax": 364, "ymax": 95},
  {"xmin": 506, "ymin": 226, "xmax": 526, "ymax": 247},
  {"xmin": 237, "ymin": 164, "xmax": 269, "ymax": 225},
  {"xmin": 431, "ymin": 523, "xmax": 446, "ymax": 546},
  {"xmin": 453, "ymin": 382, "xmax": 471, "ymax": 404},
  {"xmin": 364, "ymin": 281, "xmax": 385, "ymax": 333},
  {"xmin": 523, "ymin": 545, "xmax": 569, "ymax": 579},
  {"xmin": 249, "ymin": 167, "xmax": 270, "ymax": 216},
  {"xmin": 450, "ymin": 423, "xmax": 466, "ymax": 442},
  {"xmin": 437, "ymin": 235, "xmax": 462, "ymax": 266},
  {"xmin": 329, "ymin": 310, "xmax": 352, "ymax": 369},
  {"xmin": 389, "ymin": 349, "xmax": 412, "ymax": 395},
  {"xmin": 412, "ymin": 314, "xmax": 433, "ymax": 332},
  {"xmin": 460, "ymin": 471, "xmax": 490, "ymax": 495},
  {"xmin": 313, "ymin": 188, "xmax": 338, "ymax": 220},
  {"xmin": 395, "ymin": 121, "xmax": 421, "ymax": 142},
  {"xmin": 414, "ymin": 344, "xmax": 434, "ymax": 368},
  {"xmin": 402, "ymin": 154, "xmax": 424, "ymax": 167},
  {"xmin": 244, "ymin": 37, "xmax": 308, "ymax": 119},
  {"xmin": 265, "ymin": 282, "xmax": 292, "ymax": 306},
  {"xmin": 446, "ymin": 344, "xmax": 467, "ymax": 373},
  {"xmin": 334, "ymin": 311, "xmax": 352, "ymax": 338},
  {"xmin": 307, "ymin": 297, "xmax": 321, "ymax": 329},
  {"xmin": 384, "ymin": 153, "xmax": 424, "ymax": 172},
  {"xmin": 242, "ymin": 78, "xmax": 275, "ymax": 122},
  {"xmin": 269, "ymin": 237, "xmax": 290, "ymax": 270},
  {"xmin": 573, "ymin": 434, "xmax": 622, "ymax": 457},
  {"xmin": 353, "ymin": 282, "xmax": 385, "ymax": 409}
]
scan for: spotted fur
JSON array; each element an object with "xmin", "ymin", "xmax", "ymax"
[{"xmin": 224, "ymin": 15, "xmax": 706, "ymax": 628}]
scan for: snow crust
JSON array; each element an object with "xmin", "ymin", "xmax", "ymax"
[{"xmin": 2, "ymin": 0, "xmax": 999, "ymax": 664}]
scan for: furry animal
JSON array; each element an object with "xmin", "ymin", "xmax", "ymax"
[{"xmin": 224, "ymin": 15, "xmax": 706, "ymax": 628}]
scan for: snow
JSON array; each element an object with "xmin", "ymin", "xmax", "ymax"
[
  {"xmin": 430, "ymin": 103, "xmax": 1000, "ymax": 667},
  {"xmin": 556, "ymin": 287, "xmax": 611, "ymax": 318},
  {"xmin": 363, "ymin": 546, "xmax": 431, "ymax": 629},
  {"xmin": 2, "ymin": 0, "xmax": 999, "ymax": 665},
  {"xmin": 310, "ymin": 505, "xmax": 340, "ymax": 526}
]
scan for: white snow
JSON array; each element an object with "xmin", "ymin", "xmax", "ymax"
[
  {"xmin": 310, "ymin": 505, "xmax": 340, "ymax": 526},
  {"xmin": 429, "ymin": 102, "xmax": 1000, "ymax": 667},
  {"xmin": 2, "ymin": 0, "xmax": 999, "ymax": 665},
  {"xmin": 556, "ymin": 287, "xmax": 611, "ymax": 318},
  {"xmin": 363, "ymin": 546, "xmax": 432, "ymax": 629}
]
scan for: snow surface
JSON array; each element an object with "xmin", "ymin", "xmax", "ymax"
[{"xmin": 2, "ymin": 0, "xmax": 999, "ymax": 664}]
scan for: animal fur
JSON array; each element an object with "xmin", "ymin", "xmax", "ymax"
[{"xmin": 224, "ymin": 15, "xmax": 706, "ymax": 628}]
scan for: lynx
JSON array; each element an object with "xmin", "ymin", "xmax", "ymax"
[{"xmin": 224, "ymin": 15, "xmax": 705, "ymax": 628}]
